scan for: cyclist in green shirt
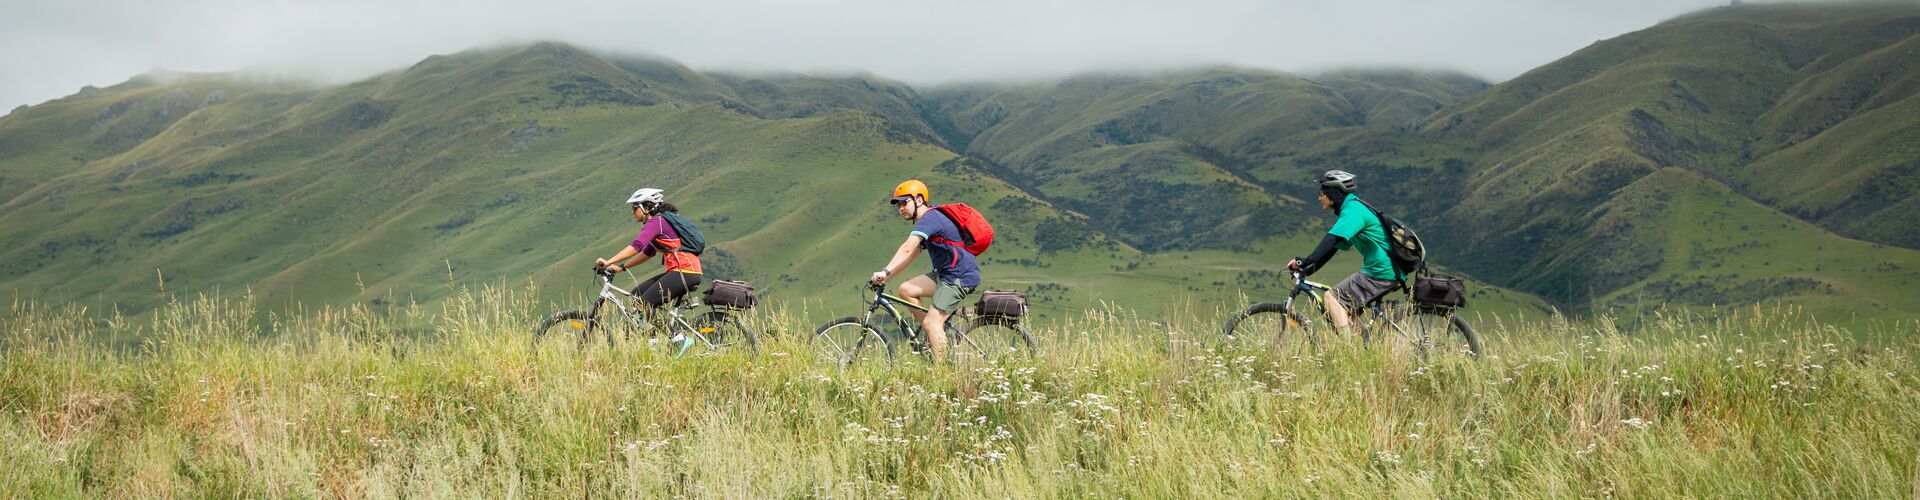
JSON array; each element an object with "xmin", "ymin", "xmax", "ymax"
[{"xmin": 1288, "ymin": 170, "xmax": 1399, "ymax": 334}]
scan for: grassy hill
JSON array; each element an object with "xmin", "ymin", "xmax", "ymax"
[
  {"xmin": 905, "ymin": 3, "xmax": 1920, "ymax": 324},
  {"xmin": 0, "ymin": 44, "xmax": 1034, "ymax": 312},
  {"xmin": 1590, "ymin": 169, "xmax": 1920, "ymax": 325},
  {"xmin": 0, "ymin": 43, "xmax": 1553, "ymax": 326},
  {"xmin": 1398, "ymin": 3, "xmax": 1920, "ymax": 316},
  {"xmin": 6, "ymin": 3, "xmax": 1920, "ymax": 329}
]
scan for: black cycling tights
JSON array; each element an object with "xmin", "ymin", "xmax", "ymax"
[{"xmin": 632, "ymin": 271, "xmax": 702, "ymax": 311}]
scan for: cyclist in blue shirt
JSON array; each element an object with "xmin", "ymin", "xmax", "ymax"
[{"xmin": 869, "ymin": 179, "xmax": 980, "ymax": 364}]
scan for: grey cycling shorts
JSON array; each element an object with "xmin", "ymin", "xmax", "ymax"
[{"xmin": 1332, "ymin": 271, "xmax": 1399, "ymax": 313}]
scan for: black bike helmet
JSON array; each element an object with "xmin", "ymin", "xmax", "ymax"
[{"xmin": 1319, "ymin": 170, "xmax": 1357, "ymax": 194}]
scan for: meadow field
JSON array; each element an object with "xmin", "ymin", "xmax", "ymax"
[{"xmin": 2, "ymin": 287, "xmax": 1916, "ymax": 497}]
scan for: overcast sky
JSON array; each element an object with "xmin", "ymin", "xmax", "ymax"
[{"xmin": 2, "ymin": 0, "xmax": 1743, "ymax": 112}]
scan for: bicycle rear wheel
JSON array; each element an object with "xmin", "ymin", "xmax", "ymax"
[
  {"xmin": 935, "ymin": 316, "xmax": 990, "ymax": 366},
  {"xmin": 959, "ymin": 315, "xmax": 1037, "ymax": 360},
  {"xmin": 812, "ymin": 316, "xmax": 893, "ymax": 366},
  {"xmin": 688, "ymin": 311, "xmax": 758, "ymax": 356},
  {"xmin": 1390, "ymin": 304, "xmax": 1481, "ymax": 359},
  {"xmin": 900, "ymin": 314, "xmax": 974, "ymax": 364},
  {"xmin": 1221, "ymin": 303, "xmax": 1320, "ymax": 352}
]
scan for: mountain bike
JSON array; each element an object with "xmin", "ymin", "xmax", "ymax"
[
  {"xmin": 532, "ymin": 269, "xmax": 757, "ymax": 356},
  {"xmin": 811, "ymin": 283, "xmax": 999, "ymax": 366},
  {"xmin": 1221, "ymin": 271, "xmax": 1479, "ymax": 358}
]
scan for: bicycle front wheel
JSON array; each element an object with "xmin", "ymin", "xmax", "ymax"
[
  {"xmin": 959, "ymin": 315, "xmax": 1037, "ymax": 360},
  {"xmin": 812, "ymin": 316, "xmax": 892, "ymax": 366},
  {"xmin": 534, "ymin": 310, "xmax": 600, "ymax": 351},
  {"xmin": 688, "ymin": 311, "xmax": 758, "ymax": 356},
  {"xmin": 1221, "ymin": 302, "xmax": 1320, "ymax": 352}
]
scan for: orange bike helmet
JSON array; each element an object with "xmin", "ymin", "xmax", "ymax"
[{"xmin": 889, "ymin": 179, "xmax": 929, "ymax": 204}]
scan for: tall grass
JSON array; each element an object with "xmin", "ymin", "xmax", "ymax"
[{"xmin": 2, "ymin": 288, "xmax": 1916, "ymax": 497}]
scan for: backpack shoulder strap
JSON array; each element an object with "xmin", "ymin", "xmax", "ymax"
[
  {"xmin": 929, "ymin": 205, "xmax": 955, "ymax": 222},
  {"xmin": 1352, "ymin": 197, "xmax": 1395, "ymax": 228},
  {"xmin": 653, "ymin": 212, "xmax": 689, "ymax": 253},
  {"xmin": 1350, "ymin": 196, "xmax": 1378, "ymax": 218},
  {"xmin": 922, "ymin": 207, "xmax": 967, "ymax": 247}
]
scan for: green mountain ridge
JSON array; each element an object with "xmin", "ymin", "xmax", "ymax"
[
  {"xmin": 1402, "ymin": 3, "xmax": 1920, "ymax": 318},
  {"xmin": 4, "ymin": 3, "xmax": 1918, "ymax": 329},
  {"xmin": 7, "ymin": 42, "xmax": 1507, "ymax": 324},
  {"xmin": 916, "ymin": 67, "xmax": 1493, "ymax": 253}
]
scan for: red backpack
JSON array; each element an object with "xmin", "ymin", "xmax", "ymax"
[{"xmin": 930, "ymin": 203, "xmax": 994, "ymax": 255}]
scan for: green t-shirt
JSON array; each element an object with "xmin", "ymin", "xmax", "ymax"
[{"xmin": 1328, "ymin": 193, "xmax": 1398, "ymax": 281}]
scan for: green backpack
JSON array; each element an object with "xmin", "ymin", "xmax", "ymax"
[{"xmin": 654, "ymin": 211, "xmax": 707, "ymax": 255}]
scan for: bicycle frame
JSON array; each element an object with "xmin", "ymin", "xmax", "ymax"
[
  {"xmin": 1285, "ymin": 271, "xmax": 1392, "ymax": 341},
  {"xmin": 857, "ymin": 283, "xmax": 935, "ymax": 340},
  {"xmin": 586, "ymin": 270, "xmax": 702, "ymax": 338}
]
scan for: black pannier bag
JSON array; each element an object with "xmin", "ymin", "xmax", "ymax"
[
  {"xmin": 976, "ymin": 290, "xmax": 1028, "ymax": 318},
  {"xmin": 1411, "ymin": 274, "xmax": 1467, "ymax": 308},
  {"xmin": 703, "ymin": 280, "xmax": 757, "ymax": 309}
]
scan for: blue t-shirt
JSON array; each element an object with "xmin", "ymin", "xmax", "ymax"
[{"xmin": 910, "ymin": 209, "xmax": 982, "ymax": 286}]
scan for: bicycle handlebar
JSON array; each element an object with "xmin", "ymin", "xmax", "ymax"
[{"xmin": 1290, "ymin": 271, "xmax": 1322, "ymax": 293}]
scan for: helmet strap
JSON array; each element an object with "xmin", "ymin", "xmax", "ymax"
[
  {"xmin": 1321, "ymin": 187, "xmax": 1347, "ymax": 215},
  {"xmin": 908, "ymin": 197, "xmax": 928, "ymax": 221}
]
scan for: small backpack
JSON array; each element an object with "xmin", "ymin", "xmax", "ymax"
[
  {"xmin": 1351, "ymin": 198, "xmax": 1425, "ymax": 278},
  {"xmin": 930, "ymin": 203, "xmax": 994, "ymax": 255},
  {"xmin": 654, "ymin": 211, "xmax": 707, "ymax": 255}
]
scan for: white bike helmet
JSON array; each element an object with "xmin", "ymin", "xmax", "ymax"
[
  {"xmin": 1318, "ymin": 170, "xmax": 1357, "ymax": 194},
  {"xmin": 625, "ymin": 188, "xmax": 665, "ymax": 207}
]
